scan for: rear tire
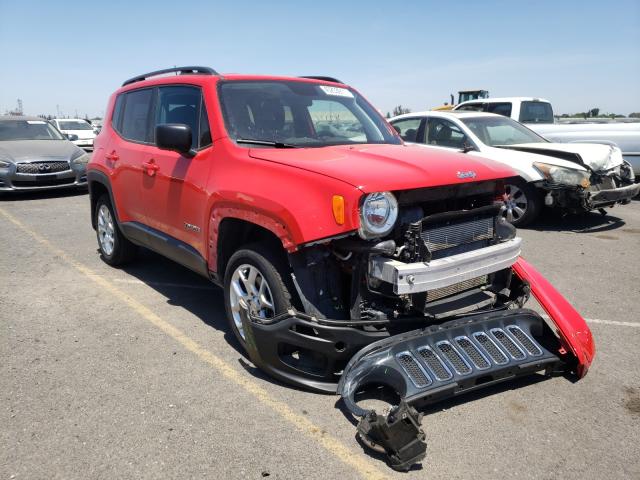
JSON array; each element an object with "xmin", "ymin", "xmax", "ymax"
[
  {"xmin": 502, "ymin": 179, "xmax": 541, "ymax": 227},
  {"xmin": 223, "ymin": 244, "xmax": 293, "ymax": 350},
  {"xmin": 95, "ymin": 195, "xmax": 137, "ymax": 266}
]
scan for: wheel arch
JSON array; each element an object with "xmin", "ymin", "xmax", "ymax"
[
  {"xmin": 211, "ymin": 211, "xmax": 294, "ymax": 278},
  {"xmin": 87, "ymin": 170, "xmax": 118, "ymax": 229}
]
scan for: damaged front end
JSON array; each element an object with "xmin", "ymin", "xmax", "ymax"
[{"xmin": 237, "ymin": 181, "xmax": 595, "ymax": 471}]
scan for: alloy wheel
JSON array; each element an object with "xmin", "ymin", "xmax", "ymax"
[
  {"xmin": 502, "ymin": 184, "xmax": 529, "ymax": 223},
  {"xmin": 97, "ymin": 204, "xmax": 115, "ymax": 256},
  {"xmin": 229, "ymin": 264, "xmax": 275, "ymax": 340}
]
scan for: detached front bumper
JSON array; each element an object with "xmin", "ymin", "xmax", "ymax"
[{"xmin": 590, "ymin": 182, "xmax": 640, "ymax": 205}]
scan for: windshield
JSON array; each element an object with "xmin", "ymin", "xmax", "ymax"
[
  {"xmin": 219, "ymin": 81, "xmax": 401, "ymax": 147},
  {"xmin": 0, "ymin": 120, "xmax": 65, "ymax": 141},
  {"xmin": 58, "ymin": 120, "xmax": 94, "ymax": 131},
  {"xmin": 461, "ymin": 116, "xmax": 548, "ymax": 146}
]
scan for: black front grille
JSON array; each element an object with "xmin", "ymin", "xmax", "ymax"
[
  {"xmin": 12, "ymin": 177, "xmax": 75, "ymax": 188},
  {"xmin": 16, "ymin": 161, "xmax": 70, "ymax": 174}
]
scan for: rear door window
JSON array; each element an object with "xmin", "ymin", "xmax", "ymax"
[{"xmin": 120, "ymin": 89, "xmax": 153, "ymax": 143}]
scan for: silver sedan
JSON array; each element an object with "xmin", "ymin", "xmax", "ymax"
[{"xmin": 0, "ymin": 116, "xmax": 89, "ymax": 193}]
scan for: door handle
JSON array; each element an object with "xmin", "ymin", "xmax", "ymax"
[
  {"xmin": 143, "ymin": 160, "xmax": 160, "ymax": 177},
  {"xmin": 105, "ymin": 150, "xmax": 119, "ymax": 161}
]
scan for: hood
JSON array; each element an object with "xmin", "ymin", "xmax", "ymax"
[
  {"xmin": 248, "ymin": 143, "xmax": 515, "ymax": 192},
  {"xmin": 0, "ymin": 140, "xmax": 84, "ymax": 163},
  {"xmin": 503, "ymin": 143, "xmax": 624, "ymax": 171}
]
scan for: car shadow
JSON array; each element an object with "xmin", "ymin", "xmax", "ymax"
[
  {"xmin": 0, "ymin": 188, "xmax": 87, "ymax": 201},
  {"xmin": 527, "ymin": 208, "xmax": 626, "ymax": 233}
]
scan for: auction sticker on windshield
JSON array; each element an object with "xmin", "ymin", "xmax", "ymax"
[{"xmin": 319, "ymin": 85, "xmax": 354, "ymax": 98}]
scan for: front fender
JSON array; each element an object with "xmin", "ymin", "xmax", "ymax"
[{"xmin": 512, "ymin": 257, "xmax": 595, "ymax": 377}]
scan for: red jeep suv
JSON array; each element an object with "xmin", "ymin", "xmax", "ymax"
[{"xmin": 88, "ymin": 66, "xmax": 594, "ymax": 470}]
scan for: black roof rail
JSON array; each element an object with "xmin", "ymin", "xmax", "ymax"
[
  {"xmin": 299, "ymin": 76, "xmax": 343, "ymax": 84},
  {"xmin": 122, "ymin": 66, "xmax": 219, "ymax": 87}
]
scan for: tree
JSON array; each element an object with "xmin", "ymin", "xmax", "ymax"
[
  {"xmin": 629, "ymin": 112, "xmax": 640, "ymax": 118},
  {"xmin": 589, "ymin": 108, "xmax": 600, "ymax": 118},
  {"xmin": 392, "ymin": 105, "xmax": 411, "ymax": 117}
]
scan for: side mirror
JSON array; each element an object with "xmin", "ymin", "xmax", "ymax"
[
  {"xmin": 66, "ymin": 133, "xmax": 79, "ymax": 141},
  {"xmin": 461, "ymin": 140, "xmax": 476, "ymax": 153},
  {"xmin": 156, "ymin": 124, "xmax": 195, "ymax": 156}
]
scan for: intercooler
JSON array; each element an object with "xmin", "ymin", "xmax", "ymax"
[{"xmin": 422, "ymin": 215, "xmax": 494, "ymax": 255}]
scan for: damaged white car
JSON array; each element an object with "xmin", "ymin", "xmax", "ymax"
[{"xmin": 389, "ymin": 111, "xmax": 639, "ymax": 225}]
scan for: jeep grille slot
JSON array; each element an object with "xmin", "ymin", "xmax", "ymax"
[
  {"xmin": 473, "ymin": 332, "xmax": 508, "ymax": 365},
  {"xmin": 436, "ymin": 341, "xmax": 472, "ymax": 375},
  {"xmin": 491, "ymin": 328, "xmax": 525, "ymax": 359},
  {"xmin": 422, "ymin": 216, "xmax": 494, "ymax": 252},
  {"xmin": 455, "ymin": 336, "xmax": 490, "ymax": 370},
  {"xmin": 417, "ymin": 347, "xmax": 452, "ymax": 381},
  {"xmin": 396, "ymin": 352, "xmax": 432, "ymax": 388},
  {"xmin": 507, "ymin": 326, "xmax": 543, "ymax": 356}
]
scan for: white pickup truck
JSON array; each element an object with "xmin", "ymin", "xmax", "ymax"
[{"xmin": 453, "ymin": 97, "xmax": 640, "ymax": 178}]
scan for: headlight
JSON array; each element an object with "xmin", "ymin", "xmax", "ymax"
[
  {"xmin": 70, "ymin": 152, "xmax": 90, "ymax": 165},
  {"xmin": 533, "ymin": 161, "xmax": 590, "ymax": 187},
  {"xmin": 358, "ymin": 191, "xmax": 398, "ymax": 239},
  {"xmin": 0, "ymin": 159, "xmax": 11, "ymax": 168}
]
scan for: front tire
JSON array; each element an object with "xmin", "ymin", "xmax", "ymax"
[
  {"xmin": 95, "ymin": 195, "xmax": 137, "ymax": 266},
  {"xmin": 502, "ymin": 179, "xmax": 541, "ymax": 227},
  {"xmin": 223, "ymin": 244, "xmax": 293, "ymax": 349}
]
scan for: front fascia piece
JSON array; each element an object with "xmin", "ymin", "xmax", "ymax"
[{"xmin": 512, "ymin": 257, "xmax": 595, "ymax": 377}]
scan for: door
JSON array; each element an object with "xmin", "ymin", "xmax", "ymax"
[
  {"xmin": 109, "ymin": 87, "xmax": 155, "ymax": 224},
  {"xmin": 141, "ymin": 85, "xmax": 213, "ymax": 256}
]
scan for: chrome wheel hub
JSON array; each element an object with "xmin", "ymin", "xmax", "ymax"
[
  {"xmin": 97, "ymin": 204, "xmax": 115, "ymax": 256},
  {"xmin": 502, "ymin": 184, "xmax": 528, "ymax": 223},
  {"xmin": 229, "ymin": 264, "xmax": 275, "ymax": 340}
]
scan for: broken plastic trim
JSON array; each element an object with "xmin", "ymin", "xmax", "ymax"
[{"xmin": 357, "ymin": 400, "xmax": 427, "ymax": 472}]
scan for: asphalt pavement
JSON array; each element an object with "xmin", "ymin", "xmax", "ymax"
[{"xmin": 1, "ymin": 190, "xmax": 639, "ymax": 480}]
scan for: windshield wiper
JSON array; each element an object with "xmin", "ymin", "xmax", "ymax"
[{"xmin": 236, "ymin": 138, "xmax": 297, "ymax": 148}]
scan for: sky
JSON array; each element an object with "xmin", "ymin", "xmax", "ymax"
[{"xmin": 1, "ymin": 0, "xmax": 638, "ymax": 118}]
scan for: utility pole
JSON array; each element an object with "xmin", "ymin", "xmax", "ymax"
[{"xmin": 17, "ymin": 99, "xmax": 23, "ymax": 115}]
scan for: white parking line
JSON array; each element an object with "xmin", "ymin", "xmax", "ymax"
[
  {"xmin": 542, "ymin": 314, "xmax": 639, "ymax": 328},
  {"xmin": 584, "ymin": 318, "xmax": 640, "ymax": 328},
  {"xmin": 113, "ymin": 278, "xmax": 214, "ymax": 290}
]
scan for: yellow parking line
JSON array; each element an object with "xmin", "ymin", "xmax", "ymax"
[{"xmin": 0, "ymin": 207, "xmax": 389, "ymax": 480}]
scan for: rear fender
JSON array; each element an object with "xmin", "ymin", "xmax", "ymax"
[{"xmin": 512, "ymin": 257, "xmax": 595, "ymax": 377}]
